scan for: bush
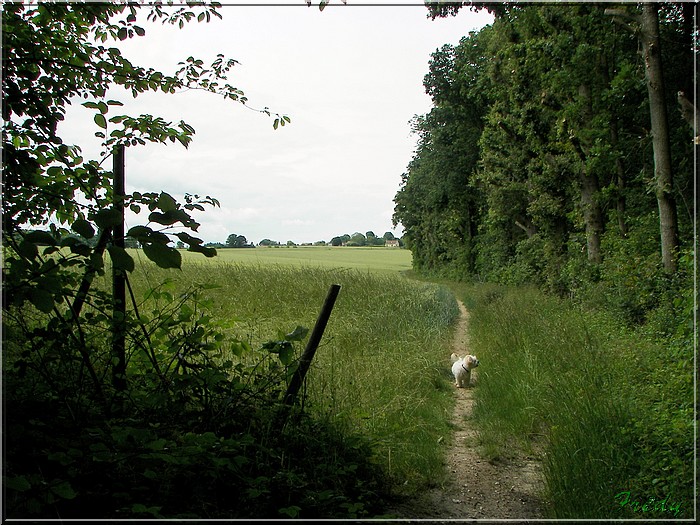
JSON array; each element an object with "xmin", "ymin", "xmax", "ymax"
[{"xmin": 2, "ymin": 277, "xmax": 389, "ymax": 519}]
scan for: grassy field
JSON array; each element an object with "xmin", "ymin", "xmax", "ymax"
[
  {"xmin": 134, "ymin": 248, "xmax": 693, "ymax": 518},
  {"xmin": 179, "ymin": 246, "xmax": 413, "ymax": 274},
  {"xmin": 126, "ymin": 247, "xmax": 457, "ymax": 493},
  {"xmin": 8, "ymin": 245, "xmax": 692, "ymax": 518}
]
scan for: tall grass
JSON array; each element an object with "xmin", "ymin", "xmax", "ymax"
[
  {"xmin": 179, "ymin": 246, "xmax": 413, "ymax": 274},
  {"xmin": 127, "ymin": 260, "xmax": 459, "ymax": 491},
  {"xmin": 454, "ymin": 283, "xmax": 693, "ymax": 519}
]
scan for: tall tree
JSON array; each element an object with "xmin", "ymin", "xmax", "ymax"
[
  {"xmin": 606, "ymin": 3, "xmax": 680, "ymax": 272},
  {"xmin": 640, "ymin": 2, "xmax": 679, "ymax": 273},
  {"xmin": 394, "ymin": 32, "xmax": 490, "ymax": 276},
  {"xmin": 399, "ymin": 1, "xmax": 693, "ymax": 288}
]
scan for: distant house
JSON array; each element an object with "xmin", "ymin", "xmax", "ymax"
[{"xmin": 385, "ymin": 239, "xmax": 400, "ymax": 247}]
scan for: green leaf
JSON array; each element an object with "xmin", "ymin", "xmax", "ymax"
[
  {"xmin": 18, "ymin": 240, "xmax": 39, "ymax": 259},
  {"xmin": 69, "ymin": 240, "xmax": 93, "ymax": 257},
  {"xmin": 117, "ymin": 27, "xmax": 128, "ymax": 41},
  {"xmin": 285, "ymin": 325, "xmax": 309, "ymax": 342},
  {"xmin": 94, "ymin": 209, "xmax": 122, "ymax": 229},
  {"xmin": 29, "ymin": 288, "xmax": 55, "ymax": 313},
  {"xmin": 127, "ymin": 225, "xmax": 152, "ymax": 239},
  {"xmin": 187, "ymin": 244, "xmax": 217, "ymax": 258},
  {"xmin": 157, "ymin": 192, "xmax": 177, "ymax": 212},
  {"xmin": 94, "ymin": 113, "xmax": 107, "ymax": 129},
  {"xmin": 142, "ymin": 242, "xmax": 182, "ymax": 269},
  {"xmin": 47, "ymin": 166, "xmax": 63, "ymax": 177},
  {"xmin": 108, "ymin": 245, "xmax": 135, "ymax": 272},
  {"xmin": 148, "ymin": 209, "xmax": 190, "ymax": 226},
  {"xmin": 4, "ymin": 476, "xmax": 31, "ymax": 492},
  {"xmin": 50, "ymin": 480, "xmax": 77, "ymax": 500},
  {"xmin": 279, "ymin": 344, "xmax": 295, "ymax": 366},
  {"xmin": 24, "ymin": 230, "xmax": 57, "ymax": 245},
  {"xmin": 72, "ymin": 219, "xmax": 95, "ymax": 239},
  {"xmin": 90, "ymin": 252, "xmax": 105, "ymax": 272},
  {"xmin": 175, "ymin": 231, "xmax": 201, "ymax": 245},
  {"xmin": 134, "ymin": 26, "xmax": 145, "ymax": 37}
]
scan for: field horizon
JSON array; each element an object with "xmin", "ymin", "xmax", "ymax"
[{"xmin": 172, "ymin": 245, "xmax": 414, "ymax": 274}]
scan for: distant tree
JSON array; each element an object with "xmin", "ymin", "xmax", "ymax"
[
  {"xmin": 383, "ymin": 232, "xmax": 396, "ymax": 241},
  {"xmin": 365, "ymin": 231, "xmax": 384, "ymax": 245},
  {"xmin": 348, "ymin": 232, "xmax": 366, "ymax": 246},
  {"xmin": 259, "ymin": 238, "xmax": 278, "ymax": 246},
  {"xmin": 286, "ymin": 240, "xmax": 297, "ymax": 247},
  {"xmin": 226, "ymin": 234, "xmax": 249, "ymax": 248},
  {"xmin": 330, "ymin": 236, "xmax": 343, "ymax": 246},
  {"xmin": 314, "ymin": 240, "xmax": 327, "ymax": 246}
]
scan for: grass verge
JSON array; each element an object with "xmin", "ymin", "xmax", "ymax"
[{"xmin": 450, "ymin": 282, "xmax": 693, "ymax": 519}]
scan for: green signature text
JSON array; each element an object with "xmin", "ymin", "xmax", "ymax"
[{"xmin": 614, "ymin": 490, "xmax": 682, "ymax": 517}]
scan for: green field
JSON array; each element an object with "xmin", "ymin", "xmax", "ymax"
[
  {"xmin": 178, "ymin": 246, "xmax": 413, "ymax": 274},
  {"xmin": 5, "ymin": 243, "xmax": 451, "ymax": 518},
  {"xmin": 126, "ymin": 247, "xmax": 457, "ymax": 498}
]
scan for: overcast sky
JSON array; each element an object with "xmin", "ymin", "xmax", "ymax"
[{"xmin": 61, "ymin": 1, "xmax": 494, "ymax": 245}]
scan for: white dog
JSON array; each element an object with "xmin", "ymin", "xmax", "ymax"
[{"xmin": 451, "ymin": 353, "xmax": 479, "ymax": 388}]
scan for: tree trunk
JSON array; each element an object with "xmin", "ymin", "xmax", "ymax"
[
  {"xmin": 640, "ymin": 2, "xmax": 679, "ymax": 272},
  {"xmin": 574, "ymin": 83, "xmax": 605, "ymax": 263},
  {"xmin": 579, "ymin": 169, "xmax": 603, "ymax": 264},
  {"xmin": 609, "ymin": 119, "xmax": 629, "ymax": 237}
]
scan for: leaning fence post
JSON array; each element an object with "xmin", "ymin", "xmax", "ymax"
[{"xmin": 283, "ymin": 284, "xmax": 341, "ymax": 407}]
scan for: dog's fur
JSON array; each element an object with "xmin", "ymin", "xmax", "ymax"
[{"xmin": 450, "ymin": 352, "xmax": 479, "ymax": 388}]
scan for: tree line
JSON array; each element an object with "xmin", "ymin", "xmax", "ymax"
[
  {"xmin": 201, "ymin": 231, "xmax": 402, "ymax": 248},
  {"xmin": 394, "ymin": 2, "xmax": 695, "ymax": 305}
]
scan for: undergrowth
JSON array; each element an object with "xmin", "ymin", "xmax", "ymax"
[{"xmin": 3, "ymin": 260, "xmax": 458, "ymax": 518}]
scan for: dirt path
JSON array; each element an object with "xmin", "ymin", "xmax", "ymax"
[{"xmin": 388, "ymin": 300, "xmax": 545, "ymax": 520}]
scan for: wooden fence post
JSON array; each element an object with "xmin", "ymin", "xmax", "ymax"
[
  {"xmin": 112, "ymin": 144, "xmax": 127, "ymax": 392},
  {"xmin": 283, "ymin": 284, "xmax": 341, "ymax": 407}
]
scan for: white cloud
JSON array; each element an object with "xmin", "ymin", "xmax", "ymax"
[{"xmin": 59, "ymin": 2, "xmax": 493, "ymax": 244}]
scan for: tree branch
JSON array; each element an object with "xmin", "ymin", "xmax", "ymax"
[{"xmin": 603, "ymin": 7, "xmax": 640, "ymax": 32}]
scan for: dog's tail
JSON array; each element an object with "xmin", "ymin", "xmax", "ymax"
[{"xmin": 450, "ymin": 353, "xmax": 460, "ymax": 363}]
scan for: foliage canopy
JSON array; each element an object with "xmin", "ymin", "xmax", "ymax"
[{"xmin": 395, "ymin": 3, "xmax": 695, "ymax": 301}]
